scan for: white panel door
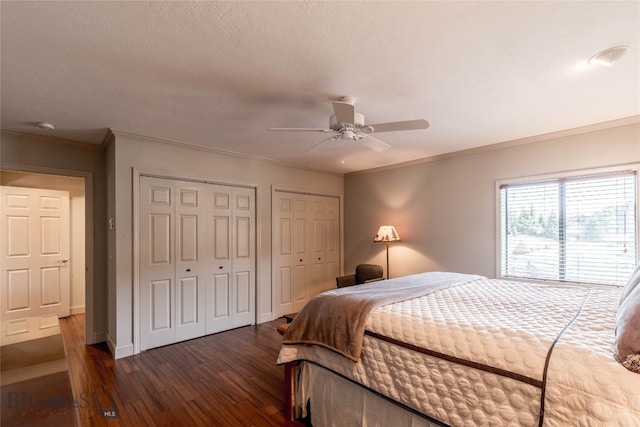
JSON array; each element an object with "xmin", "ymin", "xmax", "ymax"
[
  {"xmin": 207, "ymin": 185, "xmax": 233, "ymax": 334},
  {"xmin": 309, "ymin": 198, "xmax": 326, "ymax": 299},
  {"xmin": 139, "ymin": 177, "xmax": 176, "ymax": 350},
  {"xmin": 324, "ymin": 197, "xmax": 340, "ymax": 293},
  {"xmin": 1, "ymin": 186, "xmax": 70, "ymax": 337},
  {"xmin": 230, "ymin": 186, "xmax": 255, "ymax": 328},
  {"xmin": 292, "ymin": 196, "xmax": 309, "ymax": 312},
  {"xmin": 272, "ymin": 192, "xmax": 294, "ymax": 317},
  {"xmin": 174, "ymin": 181, "xmax": 207, "ymax": 342},
  {"xmin": 272, "ymin": 191, "xmax": 341, "ymax": 318},
  {"xmin": 206, "ymin": 184, "xmax": 255, "ymax": 333},
  {"xmin": 309, "ymin": 197, "xmax": 340, "ymax": 298}
]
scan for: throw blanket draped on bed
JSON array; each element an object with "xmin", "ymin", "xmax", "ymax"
[{"xmin": 282, "ymin": 272, "xmax": 483, "ymax": 361}]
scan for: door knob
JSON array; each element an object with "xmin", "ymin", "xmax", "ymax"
[{"xmin": 58, "ymin": 258, "xmax": 69, "ymax": 264}]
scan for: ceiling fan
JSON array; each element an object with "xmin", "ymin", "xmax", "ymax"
[{"xmin": 269, "ymin": 96, "xmax": 430, "ymax": 152}]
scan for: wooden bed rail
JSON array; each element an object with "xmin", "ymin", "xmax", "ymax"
[{"xmin": 283, "ymin": 361, "xmax": 298, "ymax": 421}]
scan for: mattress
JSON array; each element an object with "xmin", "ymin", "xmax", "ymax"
[{"xmin": 277, "ymin": 274, "xmax": 640, "ymax": 426}]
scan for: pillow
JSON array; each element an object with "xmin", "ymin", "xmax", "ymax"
[
  {"xmin": 618, "ymin": 264, "xmax": 640, "ymax": 307},
  {"xmin": 615, "ymin": 281, "xmax": 640, "ymax": 373}
]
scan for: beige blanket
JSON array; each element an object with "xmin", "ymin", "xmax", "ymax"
[{"xmin": 282, "ymin": 271, "xmax": 482, "ymax": 361}]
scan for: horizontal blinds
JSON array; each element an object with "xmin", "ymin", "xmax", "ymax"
[{"xmin": 501, "ymin": 170, "xmax": 637, "ymax": 285}]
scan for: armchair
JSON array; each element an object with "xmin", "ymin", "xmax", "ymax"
[{"xmin": 336, "ymin": 264, "xmax": 384, "ymax": 288}]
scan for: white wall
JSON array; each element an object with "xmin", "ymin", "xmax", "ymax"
[
  {"xmin": 344, "ymin": 120, "xmax": 640, "ymax": 279},
  {"xmin": 0, "ymin": 171, "xmax": 86, "ymax": 314},
  {"xmin": 108, "ymin": 131, "xmax": 343, "ymax": 358}
]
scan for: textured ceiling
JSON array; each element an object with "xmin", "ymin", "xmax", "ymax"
[{"xmin": 1, "ymin": 1, "xmax": 639, "ymax": 173}]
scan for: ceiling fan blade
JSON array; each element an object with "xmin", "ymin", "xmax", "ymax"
[
  {"xmin": 365, "ymin": 119, "xmax": 430, "ymax": 133},
  {"xmin": 270, "ymin": 127, "xmax": 333, "ymax": 132},
  {"xmin": 360, "ymin": 134, "xmax": 391, "ymax": 152},
  {"xmin": 332, "ymin": 101, "xmax": 355, "ymax": 124},
  {"xmin": 306, "ymin": 135, "xmax": 339, "ymax": 152}
]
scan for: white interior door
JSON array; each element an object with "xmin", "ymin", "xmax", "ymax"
[
  {"xmin": 140, "ymin": 176, "xmax": 255, "ymax": 350},
  {"xmin": 272, "ymin": 191, "xmax": 340, "ymax": 318},
  {"xmin": 174, "ymin": 180, "xmax": 207, "ymax": 343},
  {"xmin": 207, "ymin": 185, "xmax": 234, "ymax": 333},
  {"xmin": 1, "ymin": 186, "xmax": 70, "ymax": 340},
  {"xmin": 139, "ymin": 177, "xmax": 176, "ymax": 350},
  {"xmin": 273, "ymin": 192, "xmax": 294, "ymax": 316},
  {"xmin": 230, "ymin": 186, "xmax": 255, "ymax": 328},
  {"xmin": 309, "ymin": 197, "xmax": 340, "ymax": 297},
  {"xmin": 324, "ymin": 197, "xmax": 340, "ymax": 293},
  {"xmin": 292, "ymin": 196, "xmax": 309, "ymax": 312},
  {"xmin": 206, "ymin": 185, "xmax": 255, "ymax": 333}
]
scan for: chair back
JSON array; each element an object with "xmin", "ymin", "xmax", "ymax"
[{"xmin": 355, "ymin": 264, "xmax": 384, "ymax": 284}]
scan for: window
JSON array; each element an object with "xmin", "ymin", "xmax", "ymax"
[{"xmin": 499, "ymin": 168, "xmax": 638, "ymax": 286}]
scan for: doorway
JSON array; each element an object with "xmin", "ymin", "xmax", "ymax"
[{"xmin": 0, "ymin": 170, "xmax": 89, "ymax": 345}]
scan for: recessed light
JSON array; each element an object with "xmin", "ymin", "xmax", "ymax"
[
  {"xmin": 587, "ymin": 46, "xmax": 630, "ymax": 67},
  {"xmin": 35, "ymin": 122, "xmax": 56, "ymax": 130}
]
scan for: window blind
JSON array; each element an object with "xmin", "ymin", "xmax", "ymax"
[{"xmin": 500, "ymin": 170, "xmax": 637, "ymax": 285}]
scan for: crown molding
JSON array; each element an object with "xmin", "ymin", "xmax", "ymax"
[
  {"xmin": 347, "ymin": 115, "xmax": 640, "ymax": 176},
  {"xmin": 109, "ymin": 129, "xmax": 343, "ymax": 177}
]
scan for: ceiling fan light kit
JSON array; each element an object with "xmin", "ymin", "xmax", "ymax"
[{"xmin": 270, "ymin": 96, "xmax": 429, "ymax": 153}]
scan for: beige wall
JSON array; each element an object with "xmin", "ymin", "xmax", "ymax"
[
  {"xmin": 344, "ymin": 121, "xmax": 640, "ymax": 279},
  {"xmin": 108, "ymin": 131, "xmax": 343, "ymax": 358},
  {"xmin": 0, "ymin": 131, "xmax": 107, "ymax": 343}
]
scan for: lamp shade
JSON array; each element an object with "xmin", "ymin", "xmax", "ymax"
[{"xmin": 374, "ymin": 225, "xmax": 400, "ymax": 242}]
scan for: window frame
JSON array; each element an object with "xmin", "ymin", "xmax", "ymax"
[{"xmin": 495, "ymin": 163, "xmax": 640, "ymax": 287}]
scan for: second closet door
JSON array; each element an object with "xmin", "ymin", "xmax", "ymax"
[
  {"xmin": 206, "ymin": 184, "xmax": 255, "ymax": 334},
  {"xmin": 139, "ymin": 177, "xmax": 207, "ymax": 351}
]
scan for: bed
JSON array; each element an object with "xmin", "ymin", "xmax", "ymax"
[{"xmin": 277, "ymin": 271, "xmax": 640, "ymax": 426}]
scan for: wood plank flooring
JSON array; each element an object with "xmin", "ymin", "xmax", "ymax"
[{"xmin": 59, "ymin": 315, "xmax": 299, "ymax": 426}]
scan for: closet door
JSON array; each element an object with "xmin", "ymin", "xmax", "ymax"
[
  {"xmin": 230, "ymin": 186, "xmax": 255, "ymax": 328},
  {"xmin": 292, "ymin": 196, "xmax": 310, "ymax": 312},
  {"xmin": 139, "ymin": 177, "xmax": 207, "ymax": 350},
  {"xmin": 139, "ymin": 177, "xmax": 176, "ymax": 350},
  {"xmin": 309, "ymin": 196, "xmax": 340, "ymax": 297},
  {"xmin": 273, "ymin": 192, "xmax": 295, "ymax": 316},
  {"xmin": 272, "ymin": 191, "xmax": 340, "ymax": 317},
  {"xmin": 174, "ymin": 181, "xmax": 207, "ymax": 343},
  {"xmin": 272, "ymin": 192, "xmax": 310, "ymax": 314},
  {"xmin": 206, "ymin": 185, "xmax": 255, "ymax": 333}
]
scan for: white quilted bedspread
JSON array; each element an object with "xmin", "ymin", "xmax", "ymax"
[{"xmin": 277, "ymin": 275, "xmax": 640, "ymax": 426}]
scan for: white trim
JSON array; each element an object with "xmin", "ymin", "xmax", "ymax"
[
  {"xmin": 495, "ymin": 162, "xmax": 640, "ymax": 283},
  {"xmin": 111, "ymin": 129, "xmax": 343, "ymax": 177},
  {"xmin": 132, "ymin": 167, "xmax": 141, "ymax": 355},
  {"xmin": 349, "ymin": 116, "xmax": 640, "ymax": 176},
  {"xmin": 107, "ymin": 332, "xmax": 133, "ymax": 359}
]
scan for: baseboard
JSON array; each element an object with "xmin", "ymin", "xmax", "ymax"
[
  {"xmin": 70, "ymin": 305, "xmax": 85, "ymax": 315},
  {"xmin": 106, "ymin": 334, "xmax": 134, "ymax": 359}
]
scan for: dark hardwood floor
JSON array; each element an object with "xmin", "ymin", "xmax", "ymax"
[{"xmin": 59, "ymin": 315, "xmax": 297, "ymax": 426}]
